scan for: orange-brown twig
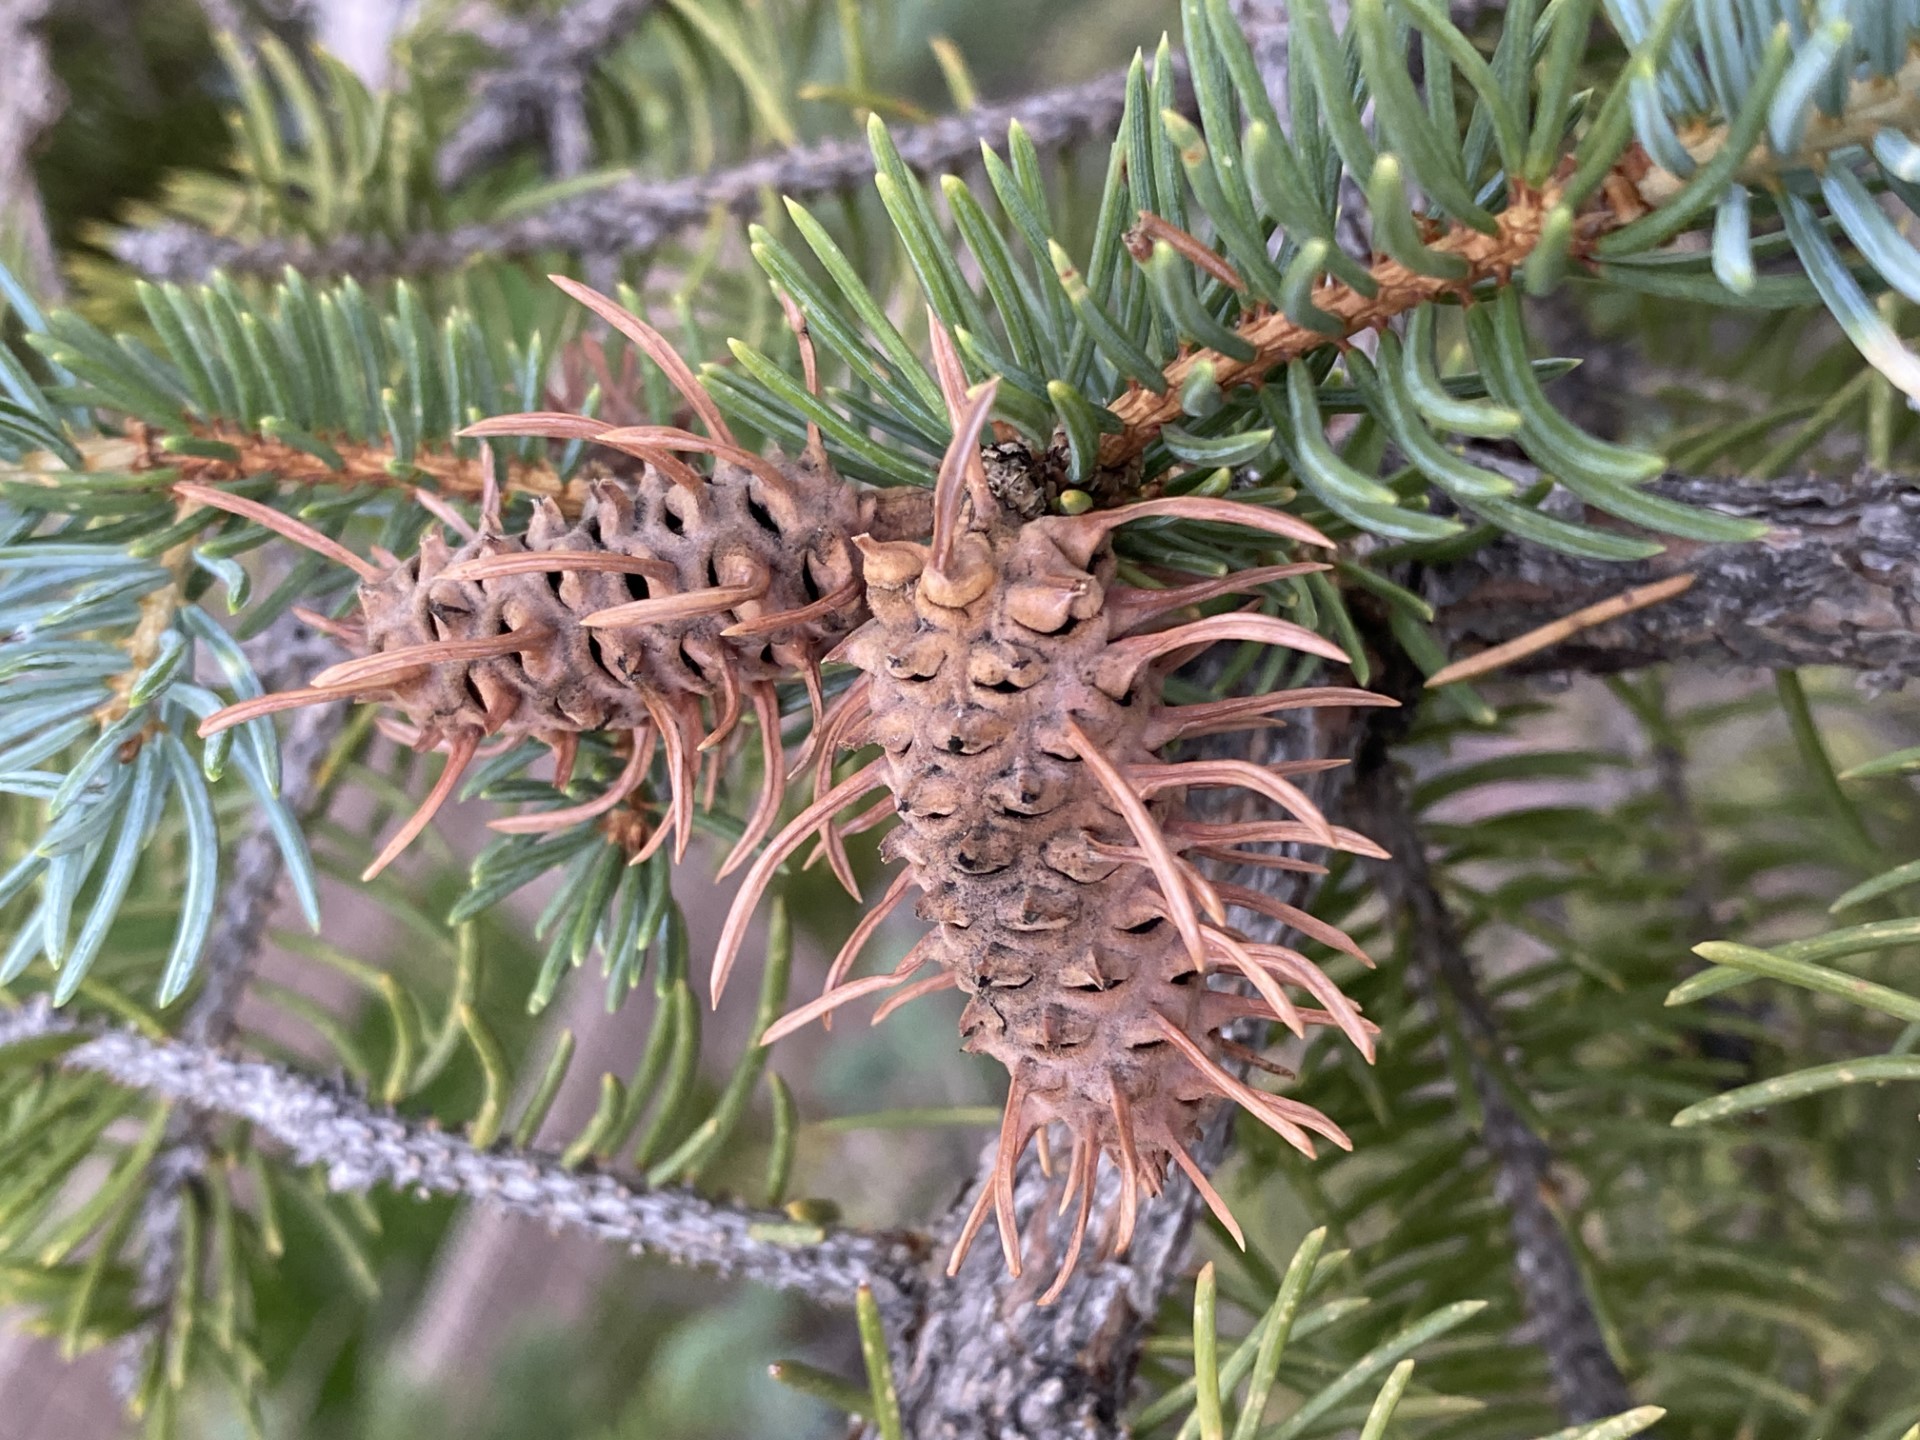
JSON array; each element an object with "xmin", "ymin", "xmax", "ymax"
[
  {"xmin": 1098, "ymin": 181, "xmax": 1577, "ymax": 466},
  {"xmin": 131, "ymin": 422, "xmax": 587, "ymax": 512}
]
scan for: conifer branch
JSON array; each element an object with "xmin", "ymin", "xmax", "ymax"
[
  {"xmin": 1225, "ymin": 0, "xmax": 1374, "ymax": 260},
  {"xmin": 1632, "ymin": 51, "xmax": 1920, "ymax": 206},
  {"xmin": 112, "ymin": 63, "xmax": 1156, "ymax": 283},
  {"xmin": 0, "ymin": 997, "xmax": 927, "ymax": 1311},
  {"xmin": 117, "ymin": 622, "xmax": 350, "ymax": 1395},
  {"xmin": 1226, "ymin": 0, "xmax": 1296, "ymax": 119},
  {"xmin": 176, "ymin": 624, "xmax": 347, "ymax": 1047},
  {"xmin": 1098, "ymin": 183, "xmax": 1585, "ymax": 466},
  {"xmin": 1352, "ymin": 732, "xmax": 1636, "ymax": 1427},
  {"xmin": 1226, "ymin": 0, "xmax": 1507, "ymax": 133},
  {"xmin": 93, "ymin": 441, "xmax": 1920, "ymax": 693},
  {"xmin": 118, "ymin": 422, "xmax": 586, "ymax": 512},
  {"xmin": 1427, "ymin": 463, "xmax": 1920, "ymax": 690},
  {"xmin": 105, "ymin": 436, "xmax": 1920, "ymax": 695},
  {"xmin": 437, "ymin": 0, "xmax": 662, "ymax": 187}
]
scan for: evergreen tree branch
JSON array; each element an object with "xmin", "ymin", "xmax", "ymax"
[
  {"xmin": 108, "ymin": 433, "xmax": 1919, "ymax": 694},
  {"xmin": 1351, "ymin": 721, "xmax": 1637, "ymax": 1426},
  {"xmin": 1227, "ymin": 0, "xmax": 1505, "ymax": 122},
  {"xmin": 117, "ymin": 620, "xmax": 350, "ymax": 1396},
  {"xmin": 1097, "ymin": 186, "xmax": 1588, "ymax": 467},
  {"xmin": 116, "ymin": 421, "xmax": 586, "ymax": 512},
  {"xmin": 176, "ymin": 624, "xmax": 348, "ymax": 1049},
  {"xmin": 1225, "ymin": 0, "xmax": 1374, "ymax": 262},
  {"xmin": 112, "ymin": 62, "xmax": 1159, "ymax": 283},
  {"xmin": 1631, "ymin": 50, "xmax": 1920, "ymax": 205},
  {"xmin": 0, "ymin": 996, "xmax": 928, "ymax": 1312},
  {"xmin": 1, "ymin": 463, "xmax": 1901, "ymax": 1429},
  {"xmin": 1227, "ymin": 0, "xmax": 1297, "ymax": 117},
  {"xmin": 1427, "ymin": 464, "xmax": 1920, "ymax": 690},
  {"xmin": 437, "ymin": 0, "xmax": 662, "ymax": 187}
]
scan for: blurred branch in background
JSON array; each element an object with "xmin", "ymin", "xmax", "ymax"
[
  {"xmin": 1355, "ymin": 744, "xmax": 1636, "ymax": 1425},
  {"xmin": 437, "ymin": 0, "xmax": 661, "ymax": 186},
  {"xmin": 0, "ymin": 0, "xmax": 65, "ymax": 300},
  {"xmin": 395, "ymin": 970, "xmax": 665, "ymax": 1395},
  {"xmin": 114, "ymin": 623, "xmax": 348, "ymax": 1400},
  {"xmin": 111, "ymin": 57, "xmax": 1169, "ymax": 283},
  {"xmin": 394, "ymin": 862, "xmax": 801, "ymax": 1399}
]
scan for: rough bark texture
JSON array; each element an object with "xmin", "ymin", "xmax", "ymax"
[
  {"xmin": 1430, "ymin": 463, "xmax": 1920, "ymax": 690},
  {"xmin": 1353, "ymin": 728, "xmax": 1636, "ymax": 1425},
  {"xmin": 897, "ymin": 1127, "xmax": 1212, "ymax": 1439},
  {"xmin": 0, "ymin": 997, "xmax": 928, "ymax": 1315}
]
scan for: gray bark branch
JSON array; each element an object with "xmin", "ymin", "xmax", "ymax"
[
  {"xmin": 1430, "ymin": 463, "xmax": 1920, "ymax": 691},
  {"xmin": 1351, "ymin": 735, "xmax": 1636, "ymax": 1425},
  {"xmin": 437, "ymin": 0, "xmax": 661, "ymax": 187},
  {"xmin": 899, "ymin": 1142, "xmax": 1202, "ymax": 1440},
  {"xmin": 113, "ymin": 63, "xmax": 1156, "ymax": 283},
  {"xmin": 0, "ymin": 997, "xmax": 926, "ymax": 1313}
]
